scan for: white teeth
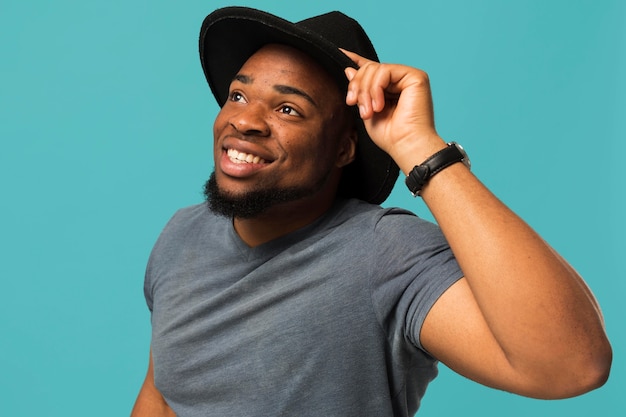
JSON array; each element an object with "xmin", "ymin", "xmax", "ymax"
[{"xmin": 227, "ymin": 149, "xmax": 266, "ymax": 164}]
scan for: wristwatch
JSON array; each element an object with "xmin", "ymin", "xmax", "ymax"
[{"xmin": 405, "ymin": 142, "xmax": 470, "ymax": 196}]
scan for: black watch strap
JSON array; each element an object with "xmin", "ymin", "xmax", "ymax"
[{"xmin": 405, "ymin": 142, "xmax": 469, "ymax": 196}]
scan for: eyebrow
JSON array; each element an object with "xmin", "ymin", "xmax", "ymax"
[
  {"xmin": 273, "ymin": 85, "xmax": 318, "ymax": 107},
  {"xmin": 231, "ymin": 73, "xmax": 318, "ymax": 107},
  {"xmin": 233, "ymin": 74, "xmax": 252, "ymax": 84}
]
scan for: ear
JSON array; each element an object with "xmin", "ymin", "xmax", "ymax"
[{"xmin": 335, "ymin": 128, "xmax": 357, "ymax": 168}]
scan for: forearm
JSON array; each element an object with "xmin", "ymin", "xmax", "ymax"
[
  {"xmin": 417, "ymin": 152, "xmax": 611, "ymax": 386},
  {"xmin": 342, "ymin": 49, "xmax": 611, "ymax": 395}
]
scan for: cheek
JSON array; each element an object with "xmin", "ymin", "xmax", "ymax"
[
  {"xmin": 288, "ymin": 137, "xmax": 337, "ymax": 178},
  {"xmin": 285, "ymin": 135, "xmax": 323, "ymax": 161},
  {"xmin": 213, "ymin": 109, "xmax": 228, "ymax": 137},
  {"xmin": 212, "ymin": 110, "xmax": 230, "ymax": 150}
]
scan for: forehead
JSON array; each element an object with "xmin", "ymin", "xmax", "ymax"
[{"xmin": 236, "ymin": 44, "xmax": 342, "ymax": 101}]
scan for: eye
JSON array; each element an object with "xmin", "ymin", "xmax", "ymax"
[
  {"xmin": 279, "ymin": 105, "xmax": 301, "ymax": 117},
  {"xmin": 229, "ymin": 91, "xmax": 246, "ymax": 103}
]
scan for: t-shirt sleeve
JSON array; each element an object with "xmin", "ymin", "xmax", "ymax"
[
  {"xmin": 143, "ymin": 209, "xmax": 184, "ymax": 313},
  {"xmin": 144, "ymin": 262, "xmax": 154, "ymax": 313},
  {"xmin": 369, "ymin": 208, "xmax": 463, "ymax": 353}
]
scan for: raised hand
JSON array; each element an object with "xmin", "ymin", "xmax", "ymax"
[{"xmin": 342, "ymin": 48, "xmax": 445, "ymax": 171}]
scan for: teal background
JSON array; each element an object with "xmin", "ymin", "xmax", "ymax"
[{"xmin": 1, "ymin": 0, "xmax": 624, "ymax": 415}]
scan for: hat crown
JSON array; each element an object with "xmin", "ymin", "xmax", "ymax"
[{"xmin": 296, "ymin": 12, "xmax": 379, "ymax": 63}]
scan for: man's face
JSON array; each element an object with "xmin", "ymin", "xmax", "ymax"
[{"xmin": 206, "ymin": 44, "xmax": 355, "ymax": 218}]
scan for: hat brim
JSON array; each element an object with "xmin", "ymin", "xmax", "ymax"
[{"xmin": 199, "ymin": 7, "xmax": 399, "ymax": 204}]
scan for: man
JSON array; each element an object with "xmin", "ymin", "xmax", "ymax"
[{"xmin": 132, "ymin": 7, "xmax": 611, "ymax": 417}]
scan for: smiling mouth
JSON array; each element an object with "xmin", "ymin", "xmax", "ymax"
[{"xmin": 227, "ymin": 148, "xmax": 268, "ymax": 164}]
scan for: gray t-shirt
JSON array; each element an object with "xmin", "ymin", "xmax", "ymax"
[{"xmin": 144, "ymin": 198, "xmax": 462, "ymax": 417}]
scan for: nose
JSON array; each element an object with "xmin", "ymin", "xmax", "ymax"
[{"xmin": 229, "ymin": 103, "xmax": 271, "ymax": 136}]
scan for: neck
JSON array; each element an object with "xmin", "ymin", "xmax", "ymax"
[{"xmin": 233, "ymin": 193, "xmax": 337, "ymax": 248}]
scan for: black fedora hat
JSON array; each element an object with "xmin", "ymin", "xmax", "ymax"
[{"xmin": 199, "ymin": 6, "xmax": 399, "ymax": 204}]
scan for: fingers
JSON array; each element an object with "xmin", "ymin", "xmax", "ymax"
[
  {"xmin": 341, "ymin": 49, "xmax": 406, "ymax": 119},
  {"xmin": 341, "ymin": 48, "xmax": 382, "ymax": 118},
  {"xmin": 340, "ymin": 48, "xmax": 439, "ymax": 155},
  {"xmin": 344, "ymin": 64, "xmax": 389, "ymax": 119}
]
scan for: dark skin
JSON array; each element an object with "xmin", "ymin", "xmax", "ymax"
[
  {"xmin": 342, "ymin": 49, "xmax": 611, "ymax": 397},
  {"xmin": 212, "ymin": 44, "xmax": 356, "ymax": 247},
  {"xmin": 133, "ymin": 44, "xmax": 611, "ymax": 415},
  {"xmin": 132, "ymin": 44, "xmax": 357, "ymax": 414}
]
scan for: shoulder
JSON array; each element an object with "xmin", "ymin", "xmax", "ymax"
[
  {"xmin": 161, "ymin": 203, "xmax": 224, "ymax": 233},
  {"xmin": 332, "ymin": 198, "xmax": 415, "ymax": 226},
  {"xmin": 323, "ymin": 199, "xmax": 447, "ymax": 262},
  {"xmin": 336, "ymin": 199, "xmax": 439, "ymax": 238},
  {"xmin": 168, "ymin": 202, "xmax": 214, "ymax": 225},
  {"xmin": 149, "ymin": 203, "xmax": 229, "ymax": 253}
]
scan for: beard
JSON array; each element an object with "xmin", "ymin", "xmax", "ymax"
[{"xmin": 204, "ymin": 171, "xmax": 332, "ymax": 219}]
